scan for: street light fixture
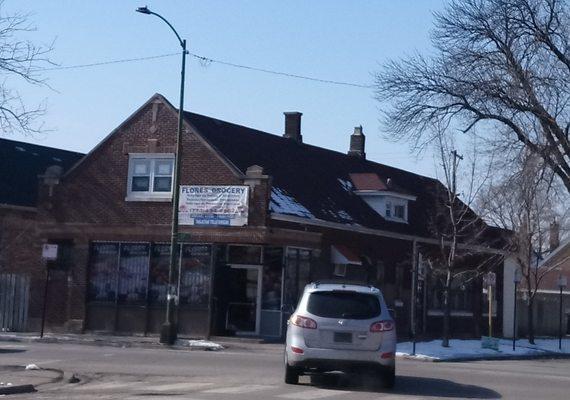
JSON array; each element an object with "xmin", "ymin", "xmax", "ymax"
[
  {"xmin": 136, "ymin": 5, "xmax": 187, "ymax": 345},
  {"xmin": 557, "ymin": 274, "xmax": 567, "ymax": 351},
  {"xmin": 512, "ymin": 268, "xmax": 522, "ymax": 351}
]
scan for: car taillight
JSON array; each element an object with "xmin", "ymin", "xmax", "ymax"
[
  {"xmin": 291, "ymin": 315, "xmax": 317, "ymax": 329},
  {"xmin": 370, "ymin": 320, "xmax": 394, "ymax": 332}
]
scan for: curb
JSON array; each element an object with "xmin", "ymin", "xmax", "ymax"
[
  {"xmin": 0, "ymin": 384, "xmax": 36, "ymax": 395},
  {"xmin": 0, "ymin": 335, "xmax": 221, "ymax": 352}
]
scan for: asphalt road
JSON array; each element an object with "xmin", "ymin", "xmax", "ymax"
[{"xmin": 1, "ymin": 341, "xmax": 569, "ymax": 399}]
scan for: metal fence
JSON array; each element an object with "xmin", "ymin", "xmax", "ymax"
[{"xmin": 0, "ymin": 273, "xmax": 30, "ymax": 332}]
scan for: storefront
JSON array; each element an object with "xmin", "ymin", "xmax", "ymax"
[{"xmin": 85, "ymin": 241, "xmax": 319, "ymax": 338}]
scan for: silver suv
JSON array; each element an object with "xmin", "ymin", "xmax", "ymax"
[{"xmin": 284, "ymin": 282, "xmax": 396, "ymax": 388}]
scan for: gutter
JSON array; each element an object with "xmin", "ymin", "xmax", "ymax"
[
  {"xmin": 0, "ymin": 203, "xmax": 38, "ymax": 212},
  {"xmin": 270, "ymin": 213, "xmax": 507, "ymax": 255}
]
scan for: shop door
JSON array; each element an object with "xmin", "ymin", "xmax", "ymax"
[{"xmin": 225, "ymin": 265, "xmax": 262, "ymax": 335}]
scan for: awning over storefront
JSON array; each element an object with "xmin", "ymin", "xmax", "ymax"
[{"xmin": 331, "ymin": 245, "xmax": 362, "ymax": 265}]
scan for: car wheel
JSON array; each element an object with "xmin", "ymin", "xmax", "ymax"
[
  {"xmin": 284, "ymin": 353, "xmax": 300, "ymax": 385},
  {"xmin": 381, "ymin": 367, "xmax": 395, "ymax": 389},
  {"xmin": 285, "ymin": 364, "xmax": 300, "ymax": 384}
]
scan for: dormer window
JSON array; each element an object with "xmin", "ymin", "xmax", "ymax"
[
  {"xmin": 348, "ymin": 173, "xmax": 416, "ymax": 224},
  {"xmin": 385, "ymin": 202, "xmax": 392, "ymax": 218},
  {"xmin": 394, "ymin": 204, "xmax": 405, "ymax": 219}
]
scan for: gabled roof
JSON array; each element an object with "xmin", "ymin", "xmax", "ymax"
[
  {"xmin": 0, "ymin": 138, "xmax": 84, "ymax": 207},
  {"xmin": 183, "ymin": 111, "xmax": 471, "ymax": 239}
]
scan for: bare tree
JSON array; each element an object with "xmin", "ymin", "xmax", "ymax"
[
  {"xmin": 375, "ymin": 0, "xmax": 570, "ymax": 193},
  {"xmin": 425, "ymin": 128, "xmax": 500, "ymax": 346},
  {"xmin": 479, "ymin": 152, "xmax": 569, "ymax": 343},
  {"xmin": 0, "ymin": 1, "xmax": 52, "ymax": 136}
]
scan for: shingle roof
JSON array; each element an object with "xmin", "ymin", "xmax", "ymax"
[
  {"xmin": 184, "ymin": 111, "xmax": 462, "ymax": 238},
  {"xmin": 0, "ymin": 138, "xmax": 84, "ymax": 207}
]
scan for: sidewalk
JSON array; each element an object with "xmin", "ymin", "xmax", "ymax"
[
  {"xmin": 0, "ymin": 365, "xmax": 62, "ymax": 395},
  {"xmin": 397, "ymin": 337, "xmax": 570, "ymax": 362},
  {"xmin": 0, "ymin": 331, "xmax": 284, "ymax": 353}
]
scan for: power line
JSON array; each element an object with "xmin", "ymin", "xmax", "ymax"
[
  {"xmin": 38, "ymin": 53, "xmax": 179, "ymax": 71},
  {"xmin": 188, "ymin": 52, "xmax": 374, "ymax": 89},
  {"xmin": 37, "ymin": 51, "xmax": 373, "ymax": 89}
]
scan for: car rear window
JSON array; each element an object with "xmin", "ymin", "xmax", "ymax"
[{"xmin": 307, "ymin": 291, "xmax": 381, "ymax": 319}]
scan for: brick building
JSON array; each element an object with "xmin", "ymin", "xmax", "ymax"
[
  {"xmin": 0, "ymin": 138, "xmax": 83, "ymax": 332},
  {"xmin": 8, "ymin": 93, "xmax": 509, "ymax": 339}
]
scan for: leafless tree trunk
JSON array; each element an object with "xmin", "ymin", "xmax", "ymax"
[
  {"xmin": 0, "ymin": 1, "xmax": 53, "ymax": 136},
  {"xmin": 375, "ymin": 0, "xmax": 570, "ymax": 194},
  {"xmin": 479, "ymin": 151, "xmax": 569, "ymax": 343},
  {"xmin": 429, "ymin": 127, "xmax": 500, "ymax": 347}
]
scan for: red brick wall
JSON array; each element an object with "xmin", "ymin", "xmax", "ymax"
[{"xmin": 42, "ymin": 99, "xmax": 247, "ymax": 226}]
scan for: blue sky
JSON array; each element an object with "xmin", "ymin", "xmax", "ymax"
[{"xmin": 9, "ymin": 0, "xmax": 446, "ymax": 177}]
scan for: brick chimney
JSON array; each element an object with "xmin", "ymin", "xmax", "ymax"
[
  {"xmin": 550, "ymin": 220, "xmax": 560, "ymax": 251},
  {"xmin": 283, "ymin": 112, "xmax": 302, "ymax": 143},
  {"xmin": 348, "ymin": 125, "xmax": 365, "ymax": 159}
]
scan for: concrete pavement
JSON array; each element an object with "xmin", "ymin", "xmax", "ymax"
[{"xmin": 1, "ymin": 341, "xmax": 569, "ymax": 399}]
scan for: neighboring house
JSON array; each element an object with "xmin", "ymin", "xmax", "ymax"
[
  {"xmin": 517, "ymin": 229, "xmax": 570, "ymax": 337},
  {"xmin": 0, "ymin": 138, "xmax": 83, "ymax": 331},
  {"xmin": 11, "ymin": 94, "xmax": 509, "ymax": 339}
]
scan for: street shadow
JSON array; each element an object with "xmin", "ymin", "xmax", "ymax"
[
  {"xmin": 309, "ymin": 373, "xmax": 501, "ymax": 399},
  {"xmin": 0, "ymin": 348, "xmax": 26, "ymax": 354}
]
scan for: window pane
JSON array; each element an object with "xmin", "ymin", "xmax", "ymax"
[
  {"xmin": 149, "ymin": 244, "xmax": 170, "ymax": 304},
  {"xmin": 133, "ymin": 160, "xmax": 150, "ymax": 175},
  {"xmin": 88, "ymin": 243, "xmax": 119, "ymax": 302},
  {"xmin": 179, "ymin": 244, "xmax": 212, "ymax": 306},
  {"xmin": 132, "ymin": 176, "xmax": 150, "ymax": 191},
  {"xmin": 153, "ymin": 176, "xmax": 172, "ymax": 192},
  {"xmin": 117, "ymin": 243, "xmax": 150, "ymax": 304},
  {"xmin": 155, "ymin": 160, "xmax": 173, "ymax": 175},
  {"xmin": 395, "ymin": 205, "xmax": 405, "ymax": 218}
]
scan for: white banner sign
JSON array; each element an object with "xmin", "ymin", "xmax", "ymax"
[
  {"xmin": 178, "ymin": 185, "xmax": 249, "ymax": 226},
  {"xmin": 42, "ymin": 244, "xmax": 58, "ymax": 260}
]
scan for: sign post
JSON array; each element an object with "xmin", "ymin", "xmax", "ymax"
[
  {"xmin": 482, "ymin": 272, "xmax": 498, "ymax": 350},
  {"xmin": 40, "ymin": 244, "xmax": 58, "ymax": 338}
]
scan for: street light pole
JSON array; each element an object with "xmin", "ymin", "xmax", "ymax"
[
  {"xmin": 557, "ymin": 274, "xmax": 567, "ymax": 351},
  {"xmin": 136, "ymin": 6, "xmax": 187, "ymax": 345},
  {"xmin": 513, "ymin": 268, "xmax": 522, "ymax": 351}
]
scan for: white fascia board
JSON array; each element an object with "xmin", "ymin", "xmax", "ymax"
[{"xmin": 354, "ymin": 190, "xmax": 417, "ymax": 201}]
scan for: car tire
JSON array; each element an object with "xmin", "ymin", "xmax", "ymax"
[
  {"xmin": 285, "ymin": 364, "xmax": 300, "ymax": 384},
  {"xmin": 381, "ymin": 367, "xmax": 396, "ymax": 389}
]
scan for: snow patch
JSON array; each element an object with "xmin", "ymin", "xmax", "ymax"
[
  {"xmin": 176, "ymin": 339, "xmax": 224, "ymax": 351},
  {"xmin": 337, "ymin": 178, "xmax": 353, "ymax": 192},
  {"xmin": 270, "ymin": 187, "xmax": 314, "ymax": 219},
  {"xmin": 25, "ymin": 364, "xmax": 41, "ymax": 370},
  {"xmin": 397, "ymin": 338, "xmax": 570, "ymax": 361}
]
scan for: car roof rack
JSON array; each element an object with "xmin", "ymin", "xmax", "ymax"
[{"xmin": 312, "ymin": 280, "xmax": 377, "ymax": 289}]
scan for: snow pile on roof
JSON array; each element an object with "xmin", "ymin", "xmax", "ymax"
[
  {"xmin": 337, "ymin": 178, "xmax": 353, "ymax": 192},
  {"xmin": 270, "ymin": 187, "xmax": 314, "ymax": 219},
  {"xmin": 397, "ymin": 338, "xmax": 570, "ymax": 361}
]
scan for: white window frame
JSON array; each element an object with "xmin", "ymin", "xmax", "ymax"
[
  {"xmin": 126, "ymin": 153, "xmax": 175, "ymax": 202},
  {"xmin": 384, "ymin": 197, "xmax": 408, "ymax": 223}
]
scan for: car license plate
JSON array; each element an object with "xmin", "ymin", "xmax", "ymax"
[{"xmin": 334, "ymin": 332, "xmax": 352, "ymax": 343}]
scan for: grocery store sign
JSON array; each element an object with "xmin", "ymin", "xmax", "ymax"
[{"xmin": 178, "ymin": 185, "xmax": 249, "ymax": 226}]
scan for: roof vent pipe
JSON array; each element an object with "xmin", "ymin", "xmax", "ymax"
[
  {"xmin": 348, "ymin": 125, "xmax": 365, "ymax": 159},
  {"xmin": 283, "ymin": 112, "xmax": 303, "ymax": 143}
]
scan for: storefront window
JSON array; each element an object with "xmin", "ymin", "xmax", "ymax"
[
  {"xmin": 117, "ymin": 243, "xmax": 150, "ymax": 304},
  {"xmin": 148, "ymin": 244, "xmax": 170, "ymax": 304},
  {"xmin": 88, "ymin": 243, "xmax": 119, "ymax": 302},
  {"xmin": 283, "ymin": 248, "xmax": 315, "ymax": 309},
  {"xmin": 179, "ymin": 244, "xmax": 212, "ymax": 307},
  {"xmin": 262, "ymin": 247, "xmax": 283, "ymax": 311}
]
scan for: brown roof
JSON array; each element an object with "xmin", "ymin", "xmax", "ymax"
[{"xmin": 349, "ymin": 173, "xmax": 388, "ymax": 191}]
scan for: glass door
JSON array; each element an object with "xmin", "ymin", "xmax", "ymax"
[{"xmin": 225, "ymin": 265, "xmax": 262, "ymax": 335}]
